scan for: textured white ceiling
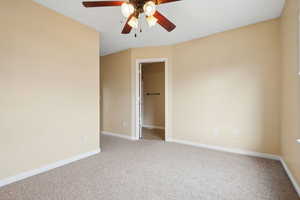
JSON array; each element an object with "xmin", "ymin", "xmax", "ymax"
[{"xmin": 34, "ymin": 0, "xmax": 285, "ymax": 55}]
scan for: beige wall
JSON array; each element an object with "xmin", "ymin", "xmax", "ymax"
[
  {"xmin": 172, "ymin": 19, "xmax": 281, "ymax": 155},
  {"xmin": 142, "ymin": 63, "xmax": 165, "ymax": 127},
  {"xmin": 101, "ymin": 19, "xmax": 281, "ymax": 154},
  {"xmin": 280, "ymin": 0, "xmax": 300, "ymax": 185},
  {"xmin": 0, "ymin": 0, "xmax": 100, "ymax": 180},
  {"xmin": 100, "ymin": 50, "xmax": 132, "ymax": 136}
]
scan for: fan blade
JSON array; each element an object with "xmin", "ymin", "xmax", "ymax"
[
  {"xmin": 82, "ymin": 1, "xmax": 124, "ymax": 7},
  {"xmin": 155, "ymin": 0, "xmax": 182, "ymax": 5},
  {"xmin": 121, "ymin": 15, "xmax": 134, "ymax": 34},
  {"xmin": 153, "ymin": 11, "xmax": 176, "ymax": 32}
]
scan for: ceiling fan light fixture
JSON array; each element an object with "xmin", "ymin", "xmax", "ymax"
[
  {"xmin": 82, "ymin": 0, "xmax": 178, "ymax": 34},
  {"xmin": 128, "ymin": 16, "xmax": 139, "ymax": 29},
  {"xmin": 146, "ymin": 15, "xmax": 158, "ymax": 27},
  {"xmin": 143, "ymin": 1, "xmax": 156, "ymax": 16},
  {"xmin": 121, "ymin": 2, "xmax": 135, "ymax": 18}
]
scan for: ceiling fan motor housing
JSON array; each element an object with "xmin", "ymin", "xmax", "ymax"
[{"xmin": 129, "ymin": 0, "xmax": 156, "ymax": 13}]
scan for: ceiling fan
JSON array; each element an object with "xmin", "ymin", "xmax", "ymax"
[{"xmin": 82, "ymin": 0, "xmax": 181, "ymax": 34}]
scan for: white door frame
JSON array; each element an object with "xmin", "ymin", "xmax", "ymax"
[{"xmin": 133, "ymin": 58, "xmax": 170, "ymax": 140}]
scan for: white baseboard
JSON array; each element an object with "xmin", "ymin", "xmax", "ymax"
[
  {"xmin": 168, "ymin": 139, "xmax": 281, "ymax": 160},
  {"xmin": 101, "ymin": 131, "xmax": 137, "ymax": 140},
  {"xmin": 280, "ymin": 158, "xmax": 300, "ymax": 197},
  {"xmin": 142, "ymin": 125, "xmax": 165, "ymax": 130},
  {"xmin": 0, "ymin": 149, "xmax": 100, "ymax": 188}
]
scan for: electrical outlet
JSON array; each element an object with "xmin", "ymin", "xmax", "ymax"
[
  {"xmin": 233, "ymin": 129, "xmax": 240, "ymax": 136},
  {"xmin": 122, "ymin": 121, "xmax": 127, "ymax": 127},
  {"xmin": 213, "ymin": 128, "xmax": 220, "ymax": 136},
  {"xmin": 83, "ymin": 136, "xmax": 87, "ymax": 144}
]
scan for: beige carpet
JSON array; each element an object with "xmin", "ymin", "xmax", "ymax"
[{"xmin": 0, "ymin": 135, "xmax": 299, "ymax": 200}]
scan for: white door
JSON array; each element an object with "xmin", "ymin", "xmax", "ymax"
[{"xmin": 138, "ymin": 63, "xmax": 143, "ymax": 139}]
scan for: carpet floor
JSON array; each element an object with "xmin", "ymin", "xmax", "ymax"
[{"xmin": 0, "ymin": 135, "xmax": 299, "ymax": 200}]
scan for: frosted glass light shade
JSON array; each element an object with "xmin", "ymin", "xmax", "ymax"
[
  {"xmin": 146, "ymin": 15, "xmax": 158, "ymax": 27},
  {"xmin": 143, "ymin": 1, "xmax": 156, "ymax": 16},
  {"xmin": 121, "ymin": 2, "xmax": 134, "ymax": 18},
  {"xmin": 128, "ymin": 16, "xmax": 139, "ymax": 28}
]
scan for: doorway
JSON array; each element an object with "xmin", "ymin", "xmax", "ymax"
[{"xmin": 134, "ymin": 59, "xmax": 168, "ymax": 141}]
